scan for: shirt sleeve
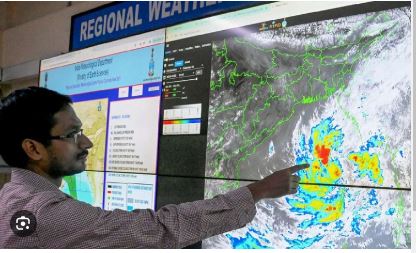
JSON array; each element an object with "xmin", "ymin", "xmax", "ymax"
[{"xmin": 36, "ymin": 186, "xmax": 256, "ymax": 248}]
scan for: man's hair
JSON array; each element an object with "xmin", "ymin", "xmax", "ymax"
[{"xmin": 0, "ymin": 87, "xmax": 72, "ymax": 168}]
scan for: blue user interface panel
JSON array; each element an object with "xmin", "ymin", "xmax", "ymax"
[{"xmin": 40, "ymin": 29, "xmax": 165, "ymax": 211}]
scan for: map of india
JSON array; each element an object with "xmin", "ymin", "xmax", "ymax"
[
  {"xmin": 204, "ymin": 6, "xmax": 411, "ymax": 249},
  {"xmin": 61, "ymin": 98, "xmax": 108, "ymax": 207},
  {"xmin": 72, "ymin": 98, "xmax": 108, "ymax": 172}
]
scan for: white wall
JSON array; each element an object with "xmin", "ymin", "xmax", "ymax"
[
  {"xmin": 5, "ymin": 2, "xmax": 73, "ymax": 28},
  {"xmin": 0, "ymin": 2, "xmax": 109, "ymax": 91}
]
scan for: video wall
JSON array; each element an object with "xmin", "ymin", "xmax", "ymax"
[{"xmin": 39, "ymin": 1, "xmax": 411, "ymax": 249}]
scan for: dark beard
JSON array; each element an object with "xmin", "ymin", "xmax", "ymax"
[{"xmin": 47, "ymin": 157, "xmax": 84, "ymax": 179}]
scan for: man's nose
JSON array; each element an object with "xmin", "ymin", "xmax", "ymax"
[{"xmin": 79, "ymin": 134, "xmax": 93, "ymax": 149}]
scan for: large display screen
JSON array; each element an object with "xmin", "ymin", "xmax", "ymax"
[
  {"xmin": 38, "ymin": 1, "xmax": 411, "ymax": 249},
  {"xmin": 166, "ymin": 1, "xmax": 411, "ymax": 249},
  {"xmin": 39, "ymin": 29, "xmax": 165, "ymax": 210}
]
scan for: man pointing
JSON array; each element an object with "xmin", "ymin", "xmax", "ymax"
[{"xmin": 0, "ymin": 87, "xmax": 308, "ymax": 248}]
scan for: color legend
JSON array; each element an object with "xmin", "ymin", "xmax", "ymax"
[{"xmin": 163, "ymin": 118, "xmax": 201, "ymax": 135}]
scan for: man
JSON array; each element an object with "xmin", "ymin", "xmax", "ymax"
[{"xmin": 0, "ymin": 87, "xmax": 308, "ymax": 248}]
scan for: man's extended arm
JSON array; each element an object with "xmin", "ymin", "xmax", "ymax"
[
  {"xmin": 36, "ymin": 164, "xmax": 307, "ymax": 248},
  {"xmin": 36, "ymin": 187, "xmax": 255, "ymax": 248}
]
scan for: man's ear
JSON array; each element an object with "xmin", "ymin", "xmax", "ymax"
[{"xmin": 21, "ymin": 139, "xmax": 47, "ymax": 162}]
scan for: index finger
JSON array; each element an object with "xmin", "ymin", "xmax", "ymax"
[{"xmin": 288, "ymin": 164, "xmax": 310, "ymax": 174}]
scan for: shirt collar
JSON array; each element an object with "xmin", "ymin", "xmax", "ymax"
[{"xmin": 10, "ymin": 168, "xmax": 61, "ymax": 192}]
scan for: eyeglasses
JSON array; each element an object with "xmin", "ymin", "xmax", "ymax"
[{"xmin": 49, "ymin": 129, "xmax": 84, "ymax": 144}]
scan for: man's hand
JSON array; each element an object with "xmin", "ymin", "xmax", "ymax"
[{"xmin": 247, "ymin": 164, "xmax": 309, "ymax": 203}]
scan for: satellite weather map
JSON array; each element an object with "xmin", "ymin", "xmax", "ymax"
[{"xmin": 204, "ymin": 5, "xmax": 411, "ymax": 249}]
